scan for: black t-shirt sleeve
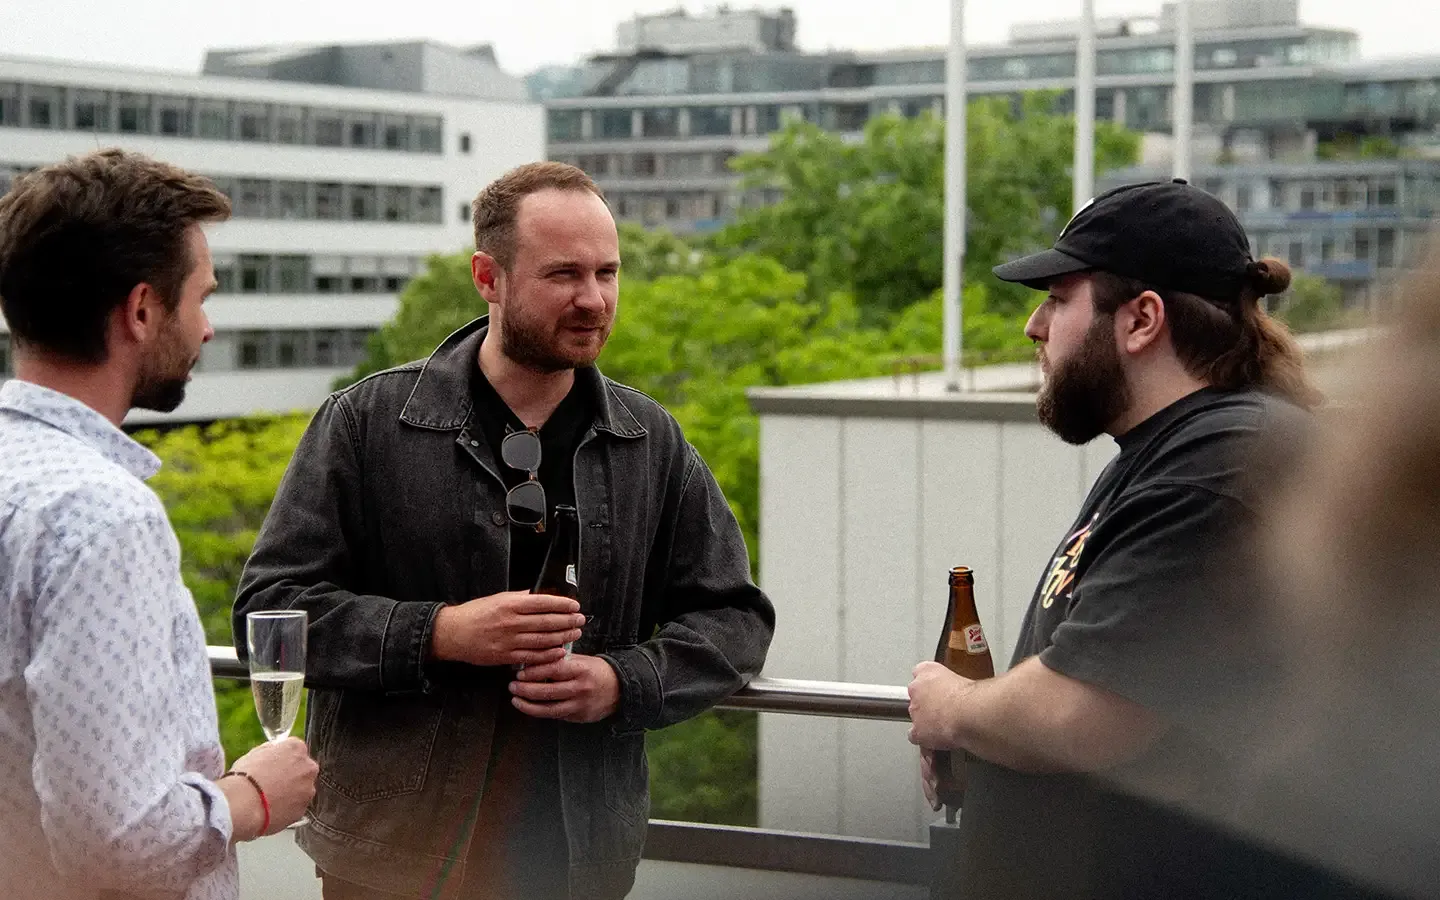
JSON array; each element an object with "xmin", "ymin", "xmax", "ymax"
[{"xmin": 1039, "ymin": 482, "xmax": 1253, "ymax": 721}]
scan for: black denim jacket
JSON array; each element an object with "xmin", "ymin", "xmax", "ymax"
[{"xmin": 233, "ymin": 318, "xmax": 775, "ymax": 900}]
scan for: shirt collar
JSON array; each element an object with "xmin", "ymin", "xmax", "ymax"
[{"xmin": 0, "ymin": 380, "xmax": 161, "ymax": 480}]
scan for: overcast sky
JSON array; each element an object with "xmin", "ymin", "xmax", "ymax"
[{"xmin": 0, "ymin": 1, "xmax": 1432, "ymax": 77}]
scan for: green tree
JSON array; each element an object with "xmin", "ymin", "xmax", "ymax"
[
  {"xmin": 136, "ymin": 416, "xmax": 310, "ymax": 763},
  {"xmin": 713, "ymin": 98, "xmax": 1140, "ymax": 320},
  {"xmin": 1272, "ymin": 273, "xmax": 1351, "ymax": 333}
]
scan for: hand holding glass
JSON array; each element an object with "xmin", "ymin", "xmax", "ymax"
[{"xmin": 246, "ymin": 610, "xmax": 307, "ymax": 743}]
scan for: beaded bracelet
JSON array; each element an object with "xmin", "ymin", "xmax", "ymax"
[{"xmin": 222, "ymin": 770, "xmax": 270, "ymax": 837}]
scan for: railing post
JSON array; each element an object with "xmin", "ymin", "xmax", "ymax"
[{"xmin": 928, "ymin": 816, "xmax": 964, "ymax": 899}]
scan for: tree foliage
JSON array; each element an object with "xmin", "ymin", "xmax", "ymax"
[
  {"xmin": 135, "ymin": 417, "xmax": 310, "ymax": 764},
  {"xmin": 713, "ymin": 99, "xmax": 1140, "ymax": 319}
]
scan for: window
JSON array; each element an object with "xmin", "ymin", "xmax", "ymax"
[
  {"xmin": 156, "ymin": 96, "xmax": 192, "ymax": 136},
  {"xmin": 238, "ymin": 332, "xmax": 273, "ymax": 369},
  {"xmin": 577, "ymin": 154, "xmax": 610, "ymax": 176},
  {"xmin": 598, "ymin": 109, "xmax": 632, "ymax": 139},
  {"xmin": 1375, "ymin": 182, "xmax": 1398, "ymax": 207},
  {"xmin": 343, "ymin": 330, "xmax": 372, "ymax": 365},
  {"xmin": 315, "ymin": 183, "xmax": 344, "ymax": 220},
  {"xmin": 385, "ymin": 276, "xmax": 407, "ymax": 292},
  {"xmin": 276, "ymin": 181, "xmax": 309, "ymax": 219},
  {"xmin": 630, "ymin": 153, "xmax": 657, "ymax": 177},
  {"xmin": 688, "ymin": 106, "xmax": 732, "ymax": 137},
  {"xmin": 381, "ymin": 186, "xmax": 410, "ymax": 222},
  {"xmin": 753, "ymin": 105, "xmax": 781, "ymax": 134},
  {"xmin": 275, "ymin": 106, "xmax": 304, "ymax": 144},
  {"xmin": 415, "ymin": 116, "xmax": 442, "ymax": 153},
  {"xmin": 1236, "ymin": 183, "xmax": 1252, "ymax": 211},
  {"xmin": 236, "ymin": 103, "xmax": 270, "ymax": 141},
  {"xmin": 548, "ymin": 110, "xmax": 583, "ymax": 142},
  {"xmin": 350, "ymin": 275, "xmax": 381, "ymax": 293},
  {"xmin": 459, "ymin": 133, "xmax": 472, "ymax": 153},
  {"xmin": 347, "ymin": 113, "xmax": 377, "ymax": 148},
  {"xmin": 214, "ymin": 254, "xmax": 238, "ymax": 294},
  {"xmin": 313, "ymin": 330, "xmax": 341, "ymax": 366},
  {"xmin": 414, "ymin": 187, "xmax": 442, "ymax": 224},
  {"xmin": 348, "ymin": 184, "xmax": 378, "ymax": 221},
  {"xmin": 382, "ymin": 115, "xmax": 410, "ymax": 150},
  {"xmin": 236, "ymin": 179, "xmax": 272, "ymax": 218},
  {"xmin": 274, "ymin": 332, "xmax": 306, "ymax": 367},
  {"xmin": 642, "ymin": 108, "xmax": 679, "ymax": 138},
  {"xmin": 197, "ymin": 100, "xmax": 230, "ymax": 139},
  {"xmin": 313, "ymin": 110, "xmax": 344, "ymax": 146},
  {"xmin": 73, "ymin": 90, "xmax": 111, "ymax": 131},
  {"xmin": 27, "ymin": 87, "xmax": 62, "ymax": 128},
  {"xmin": 239, "ymin": 255, "xmax": 271, "ymax": 293},
  {"xmin": 1378, "ymin": 229, "xmax": 1396, "ymax": 267},
  {"xmin": 0, "ymin": 82, "xmax": 18, "ymax": 126},
  {"xmin": 1288, "ymin": 240, "xmax": 1306, "ymax": 268},
  {"xmin": 1356, "ymin": 231, "xmax": 1373, "ymax": 263},
  {"xmin": 316, "ymin": 276, "xmax": 343, "ymax": 293},
  {"xmin": 276, "ymin": 256, "xmax": 310, "ymax": 293},
  {"xmin": 1299, "ymin": 186, "xmax": 1316, "ymax": 210},
  {"xmin": 117, "ymin": 92, "xmax": 150, "ymax": 133},
  {"xmin": 458, "ymin": 202, "xmax": 470, "ymax": 224}
]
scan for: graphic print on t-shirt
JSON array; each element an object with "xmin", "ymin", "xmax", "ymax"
[{"xmin": 1039, "ymin": 512, "xmax": 1099, "ymax": 610}]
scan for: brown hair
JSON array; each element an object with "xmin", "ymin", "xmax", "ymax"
[
  {"xmin": 0, "ymin": 148, "xmax": 230, "ymax": 364},
  {"xmin": 471, "ymin": 161, "xmax": 604, "ymax": 269},
  {"xmin": 1091, "ymin": 258, "xmax": 1322, "ymax": 409}
]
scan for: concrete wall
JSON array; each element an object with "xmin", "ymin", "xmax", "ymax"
[{"xmin": 752, "ymin": 392, "xmax": 1116, "ymax": 842}]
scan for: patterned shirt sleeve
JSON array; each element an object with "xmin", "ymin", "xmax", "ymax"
[{"xmin": 24, "ymin": 500, "xmax": 233, "ymax": 894}]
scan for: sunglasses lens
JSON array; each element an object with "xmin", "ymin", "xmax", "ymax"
[
  {"xmin": 501, "ymin": 431, "xmax": 542, "ymax": 471},
  {"xmin": 507, "ymin": 480, "xmax": 546, "ymax": 526}
]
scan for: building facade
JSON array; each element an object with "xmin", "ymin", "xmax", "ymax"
[
  {"xmin": 540, "ymin": 2, "xmax": 1440, "ymax": 299},
  {"xmin": 0, "ymin": 45, "xmax": 544, "ymax": 424}
]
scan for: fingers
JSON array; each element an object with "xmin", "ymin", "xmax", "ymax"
[
  {"xmin": 513, "ymin": 658, "xmax": 581, "ymax": 682},
  {"xmin": 511, "ymin": 696, "xmax": 583, "ymax": 720},
  {"xmin": 512, "ymin": 593, "xmax": 582, "ymax": 615},
  {"xmin": 513, "ymin": 627, "xmax": 584, "ymax": 650},
  {"xmin": 510, "ymin": 678, "xmax": 581, "ymax": 703},
  {"xmin": 516, "ymin": 613, "xmax": 588, "ymax": 634},
  {"xmin": 511, "ymin": 647, "xmax": 569, "ymax": 666}
]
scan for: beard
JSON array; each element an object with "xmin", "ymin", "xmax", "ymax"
[
  {"xmin": 131, "ymin": 319, "xmax": 197, "ymax": 413},
  {"xmin": 1036, "ymin": 313, "xmax": 1130, "ymax": 445},
  {"xmin": 499, "ymin": 298, "xmax": 612, "ymax": 374}
]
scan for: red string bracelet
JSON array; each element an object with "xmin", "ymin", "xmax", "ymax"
[{"xmin": 222, "ymin": 770, "xmax": 270, "ymax": 836}]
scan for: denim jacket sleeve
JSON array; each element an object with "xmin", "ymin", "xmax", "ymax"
[
  {"xmin": 601, "ymin": 445, "xmax": 776, "ymax": 732},
  {"xmin": 233, "ymin": 393, "xmax": 441, "ymax": 694}
]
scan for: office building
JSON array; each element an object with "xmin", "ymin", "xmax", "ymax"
[{"xmin": 1, "ymin": 42, "xmax": 544, "ymax": 424}]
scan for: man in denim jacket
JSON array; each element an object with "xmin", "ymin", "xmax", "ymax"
[{"xmin": 235, "ymin": 162, "xmax": 775, "ymax": 900}]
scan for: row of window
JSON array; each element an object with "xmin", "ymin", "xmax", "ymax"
[
  {"xmin": 548, "ymin": 36, "xmax": 1353, "ymax": 100},
  {"xmin": 556, "ymin": 149, "xmax": 739, "ymax": 180},
  {"xmin": 215, "ymin": 177, "xmax": 444, "ymax": 224},
  {"xmin": 1, "ymin": 163, "xmax": 447, "ymax": 225},
  {"xmin": 196, "ymin": 329, "xmax": 377, "ymax": 372},
  {"xmin": 1254, "ymin": 226, "xmax": 1407, "ymax": 270},
  {"xmin": 0, "ymin": 82, "xmax": 445, "ymax": 153},
  {"xmin": 213, "ymin": 254, "xmax": 422, "ymax": 295}
]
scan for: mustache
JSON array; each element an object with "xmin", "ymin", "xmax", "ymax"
[{"xmin": 560, "ymin": 317, "xmax": 609, "ymax": 329}]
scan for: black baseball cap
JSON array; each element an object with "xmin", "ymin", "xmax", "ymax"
[{"xmin": 992, "ymin": 179, "xmax": 1255, "ymax": 300}]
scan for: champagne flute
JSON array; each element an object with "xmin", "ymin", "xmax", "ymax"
[{"xmin": 246, "ymin": 610, "xmax": 307, "ymax": 742}]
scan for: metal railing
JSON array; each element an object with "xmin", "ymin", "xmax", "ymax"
[
  {"xmin": 207, "ymin": 646, "xmax": 911, "ymax": 722},
  {"xmin": 207, "ymin": 646, "xmax": 934, "ymax": 890}
]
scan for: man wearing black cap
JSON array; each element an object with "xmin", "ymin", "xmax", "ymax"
[{"xmin": 906, "ymin": 180, "xmax": 1340, "ymax": 898}]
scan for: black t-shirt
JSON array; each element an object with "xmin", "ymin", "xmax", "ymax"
[
  {"xmin": 952, "ymin": 388, "xmax": 1385, "ymax": 900},
  {"xmin": 463, "ymin": 364, "xmax": 593, "ymax": 900}
]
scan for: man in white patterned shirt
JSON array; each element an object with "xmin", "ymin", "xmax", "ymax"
[{"xmin": 0, "ymin": 149, "xmax": 318, "ymax": 900}]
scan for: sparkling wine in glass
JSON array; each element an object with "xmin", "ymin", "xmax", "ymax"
[{"xmin": 246, "ymin": 610, "xmax": 307, "ymax": 743}]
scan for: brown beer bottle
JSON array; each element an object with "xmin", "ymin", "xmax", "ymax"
[{"xmin": 932, "ymin": 566, "xmax": 995, "ymax": 823}]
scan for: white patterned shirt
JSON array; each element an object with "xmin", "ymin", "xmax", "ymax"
[{"xmin": 0, "ymin": 380, "xmax": 237, "ymax": 900}]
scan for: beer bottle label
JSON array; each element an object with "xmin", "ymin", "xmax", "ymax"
[
  {"xmin": 950, "ymin": 623, "xmax": 989, "ymax": 655},
  {"xmin": 566, "ymin": 564, "xmax": 577, "ymax": 586}
]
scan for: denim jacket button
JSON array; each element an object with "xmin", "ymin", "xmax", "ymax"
[{"xmin": 491, "ymin": 511, "xmax": 506, "ymax": 526}]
